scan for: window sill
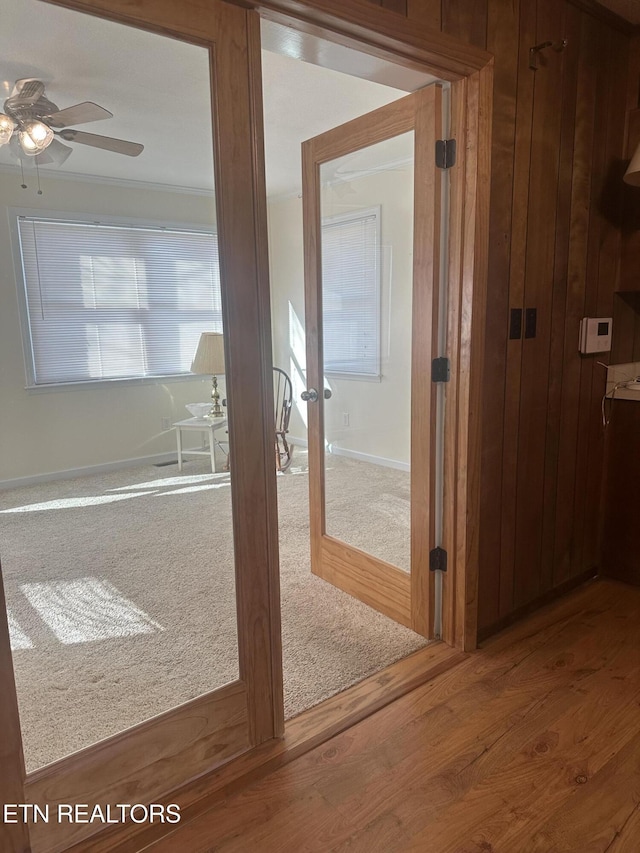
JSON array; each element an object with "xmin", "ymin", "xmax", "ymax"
[{"xmin": 25, "ymin": 373, "xmax": 204, "ymax": 394}]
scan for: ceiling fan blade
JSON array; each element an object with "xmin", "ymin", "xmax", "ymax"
[
  {"xmin": 36, "ymin": 139, "xmax": 73, "ymax": 166},
  {"xmin": 10, "ymin": 78, "xmax": 45, "ymax": 105},
  {"xmin": 59, "ymin": 129, "xmax": 143, "ymax": 156},
  {"xmin": 45, "ymin": 102, "xmax": 113, "ymax": 129}
]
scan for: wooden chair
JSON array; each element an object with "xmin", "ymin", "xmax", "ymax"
[
  {"xmin": 273, "ymin": 367, "xmax": 293, "ymax": 471},
  {"xmin": 222, "ymin": 367, "xmax": 293, "ymax": 471}
]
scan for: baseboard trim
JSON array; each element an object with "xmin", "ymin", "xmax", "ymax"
[
  {"xmin": 0, "ymin": 451, "xmax": 179, "ymax": 491},
  {"xmin": 289, "ymin": 435, "xmax": 308, "ymax": 448},
  {"xmin": 329, "ymin": 444, "xmax": 410, "ymax": 472},
  {"xmin": 69, "ymin": 643, "xmax": 465, "ymax": 853},
  {"xmin": 289, "ymin": 435, "xmax": 409, "ymax": 472}
]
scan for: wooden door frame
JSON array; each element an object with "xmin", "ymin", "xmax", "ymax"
[
  {"xmin": 246, "ymin": 0, "xmax": 493, "ymax": 651},
  {"xmin": 0, "ymin": 1, "xmax": 491, "ymax": 851}
]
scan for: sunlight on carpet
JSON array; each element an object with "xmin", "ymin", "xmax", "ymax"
[{"xmin": 0, "ymin": 450, "xmax": 427, "ymax": 771}]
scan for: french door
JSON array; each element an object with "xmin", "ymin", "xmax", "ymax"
[
  {"xmin": 301, "ymin": 85, "xmax": 444, "ymax": 639},
  {"xmin": 1, "ymin": 2, "xmax": 280, "ymax": 852}
]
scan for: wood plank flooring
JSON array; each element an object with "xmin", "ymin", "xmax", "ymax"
[{"xmin": 144, "ymin": 579, "xmax": 640, "ymax": 852}]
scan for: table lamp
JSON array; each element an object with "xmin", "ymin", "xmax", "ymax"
[{"xmin": 191, "ymin": 332, "xmax": 226, "ymax": 418}]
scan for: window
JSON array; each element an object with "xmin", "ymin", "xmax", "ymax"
[
  {"xmin": 322, "ymin": 207, "xmax": 380, "ymax": 378},
  {"xmin": 16, "ymin": 215, "xmax": 222, "ymax": 387}
]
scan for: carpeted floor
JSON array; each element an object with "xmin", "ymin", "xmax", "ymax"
[{"xmin": 0, "ymin": 450, "xmax": 426, "ymax": 771}]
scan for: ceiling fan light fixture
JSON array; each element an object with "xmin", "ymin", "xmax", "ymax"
[
  {"xmin": 19, "ymin": 120, "xmax": 54, "ymax": 155},
  {"xmin": 0, "ymin": 113, "xmax": 15, "ymax": 146}
]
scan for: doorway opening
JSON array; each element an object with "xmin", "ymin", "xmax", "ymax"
[{"xmin": 261, "ymin": 19, "xmax": 448, "ymax": 721}]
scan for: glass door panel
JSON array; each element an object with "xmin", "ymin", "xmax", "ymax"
[
  {"xmin": 0, "ymin": 0, "xmax": 244, "ymax": 773},
  {"xmin": 321, "ymin": 132, "xmax": 414, "ymax": 573}
]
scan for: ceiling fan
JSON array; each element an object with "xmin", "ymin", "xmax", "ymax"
[{"xmin": 0, "ymin": 78, "xmax": 144, "ymax": 167}]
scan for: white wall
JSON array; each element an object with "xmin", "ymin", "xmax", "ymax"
[
  {"xmin": 0, "ymin": 170, "xmax": 220, "ymax": 483},
  {"xmin": 0, "ymin": 156, "xmax": 415, "ymax": 482},
  {"xmin": 268, "ymin": 164, "xmax": 414, "ymax": 466}
]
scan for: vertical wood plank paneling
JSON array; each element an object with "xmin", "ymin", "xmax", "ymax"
[
  {"xmin": 442, "ymin": 0, "xmax": 489, "ymax": 48},
  {"xmin": 381, "ymin": 0, "xmax": 408, "ymax": 14},
  {"xmin": 477, "ymin": 0, "xmax": 519, "ymax": 629},
  {"xmin": 625, "ymin": 33, "xmax": 640, "ymax": 112},
  {"xmin": 552, "ymin": 10, "xmax": 599, "ymax": 586},
  {"xmin": 601, "ymin": 402, "xmax": 640, "ymax": 585},
  {"xmin": 611, "ymin": 292, "xmax": 640, "ymax": 364},
  {"xmin": 407, "ymin": 0, "xmax": 440, "ymax": 30},
  {"xmin": 405, "ymin": 0, "xmax": 629, "ymax": 634},
  {"xmin": 498, "ymin": 0, "xmax": 536, "ymax": 617},
  {"xmin": 364, "ymin": 0, "xmax": 408, "ymax": 14},
  {"xmin": 512, "ymin": 0, "xmax": 566, "ymax": 609},
  {"xmin": 538, "ymin": 2, "xmax": 581, "ymax": 592},
  {"xmin": 618, "ymin": 40, "xmax": 640, "ymax": 370},
  {"xmin": 569, "ymin": 20, "xmax": 612, "ymax": 583},
  {"xmin": 581, "ymin": 28, "xmax": 628, "ymax": 575}
]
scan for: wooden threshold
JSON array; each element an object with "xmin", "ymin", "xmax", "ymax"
[{"xmin": 69, "ymin": 642, "xmax": 464, "ymax": 853}]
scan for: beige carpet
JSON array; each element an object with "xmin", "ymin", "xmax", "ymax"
[{"xmin": 0, "ymin": 451, "xmax": 425, "ymax": 771}]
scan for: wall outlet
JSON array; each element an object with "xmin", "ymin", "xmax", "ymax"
[
  {"xmin": 342, "ymin": 412, "xmax": 350, "ymax": 427},
  {"xmin": 161, "ymin": 417, "xmax": 172, "ymax": 431}
]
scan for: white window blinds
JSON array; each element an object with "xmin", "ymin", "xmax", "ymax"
[
  {"xmin": 322, "ymin": 208, "xmax": 380, "ymax": 377},
  {"xmin": 16, "ymin": 217, "xmax": 222, "ymax": 386}
]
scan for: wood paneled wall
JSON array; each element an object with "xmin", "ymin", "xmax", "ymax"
[
  {"xmin": 601, "ymin": 32, "xmax": 640, "ymax": 588},
  {"xmin": 365, "ymin": 0, "xmax": 632, "ymax": 637},
  {"xmin": 600, "ymin": 401, "xmax": 640, "ymax": 586}
]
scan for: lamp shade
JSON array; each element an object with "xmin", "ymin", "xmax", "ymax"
[
  {"xmin": 191, "ymin": 332, "xmax": 225, "ymax": 375},
  {"xmin": 624, "ymin": 142, "xmax": 640, "ymax": 186}
]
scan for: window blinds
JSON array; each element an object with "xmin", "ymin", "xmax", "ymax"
[
  {"xmin": 17, "ymin": 217, "xmax": 222, "ymax": 386},
  {"xmin": 321, "ymin": 208, "xmax": 380, "ymax": 377}
]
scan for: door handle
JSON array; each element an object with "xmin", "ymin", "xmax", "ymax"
[{"xmin": 301, "ymin": 388, "xmax": 332, "ymax": 402}]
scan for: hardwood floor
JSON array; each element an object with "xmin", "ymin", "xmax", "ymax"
[{"xmin": 143, "ymin": 578, "xmax": 640, "ymax": 852}]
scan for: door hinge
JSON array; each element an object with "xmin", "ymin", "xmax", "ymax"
[
  {"xmin": 435, "ymin": 138, "xmax": 456, "ymax": 169},
  {"xmin": 431, "ymin": 357, "xmax": 450, "ymax": 383},
  {"xmin": 429, "ymin": 546, "xmax": 448, "ymax": 573}
]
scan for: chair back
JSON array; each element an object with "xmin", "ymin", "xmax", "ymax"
[{"xmin": 273, "ymin": 367, "xmax": 293, "ymax": 436}]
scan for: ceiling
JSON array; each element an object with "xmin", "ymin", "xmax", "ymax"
[
  {"xmin": 0, "ymin": 0, "xmax": 433, "ymax": 198},
  {"xmin": 594, "ymin": 0, "xmax": 640, "ymax": 24}
]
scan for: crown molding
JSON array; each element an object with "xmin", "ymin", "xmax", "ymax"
[{"xmin": 0, "ymin": 163, "xmax": 215, "ymax": 197}]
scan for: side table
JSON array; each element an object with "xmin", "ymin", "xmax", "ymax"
[{"xmin": 173, "ymin": 417, "xmax": 228, "ymax": 473}]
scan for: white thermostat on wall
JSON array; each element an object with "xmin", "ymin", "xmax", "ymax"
[{"xmin": 579, "ymin": 317, "xmax": 612, "ymax": 354}]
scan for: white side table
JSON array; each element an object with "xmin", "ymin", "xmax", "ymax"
[{"xmin": 173, "ymin": 417, "xmax": 228, "ymax": 473}]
